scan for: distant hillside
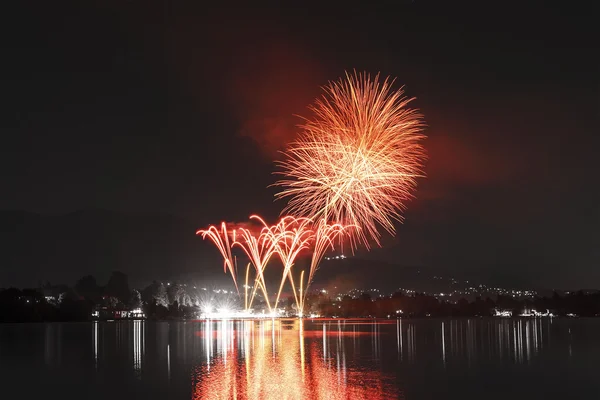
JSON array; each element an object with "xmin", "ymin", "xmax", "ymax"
[
  {"xmin": 309, "ymin": 257, "xmax": 453, "ymax": 293},
  {"xmin": 0, "ymin": 209, "xmax": 539, "ymax": 293}
]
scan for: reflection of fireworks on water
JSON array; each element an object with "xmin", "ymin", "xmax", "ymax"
[
  {"xmin": 192, "ymin": 320, "xmax": 395, "ymax": 399},
  {"xmin": 276, "ymin": 71, "xmax": 426, "ymax": 249}
]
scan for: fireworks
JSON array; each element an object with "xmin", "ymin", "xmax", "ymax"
[
  {"xmin": 197, "ymin": 216, "xmax": 349, "ymax": 315},
  {"xmin": 300, "ymin": 218, "xmax": 346, "ymax": 313},
  {"xmin": 233, "ymin": 217, "xmax": 279, "ymax": 312},
  {"xmin": 275, "ymin": 71, "xmax": 426, "ymax": 248},
  {"xmin": 196, "ymin": 223, "xmax": 239, "ymax": 294},
  {"xmin": 270, "ymin": 216, "xmax": 313, "ymax": 310},
  {"xmin": 197, "ymin": 71, "xmax": 425, "ymax": 317}
]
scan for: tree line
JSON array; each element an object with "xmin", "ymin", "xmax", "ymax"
[
  {"xmin": 0, "ymin": 271, "xmax": 237, "ymax": 322},
  {"xmin": 1, "ymin": 272, "xmax": 599, "ymax": 322},
  {"xmin": 305, "ymin": 290, "xmax": 600, "ymax": 318}
]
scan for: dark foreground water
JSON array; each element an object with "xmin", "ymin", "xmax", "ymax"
[{"xmin": 0, "ymin": 318, "xmax": 598, "ymax": 399}]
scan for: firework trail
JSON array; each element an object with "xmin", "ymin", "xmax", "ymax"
[
  {"xmin": 275, "ymin": 71, "xmax": 426, "ymax": 249},
  {"xmin": 300, "ymin": 219, "xmax": 347, "ymax": 313},
  {"xmin": 233, "ymin": 215, "xmax": 280, "ymax": 312},
  {"xmin": 196, "ymin": 223, "xmax": 239, "ymax": 294},
  {"xmin": 271, "ymin": 216, "xmax": 313, "ymax": 310}
]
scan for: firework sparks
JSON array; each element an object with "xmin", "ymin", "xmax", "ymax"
[
  {"xmin": 271, "ymin": 216, "xmax": 313, "ymax": 310},
  {"xmin": 233, "ymin": 215, "xmax": 281, "ymax": 312},
  {"xmin": 299, "ymin": 219, "xmax": 348, "ymax": 313},
  {"xmin": 196, "ymin": 223, "xmax": 239, "ymax": 294},
  {"xmin": 198, "ymin": 216, "xmax": 348, "ymax": 315},
  {"xmin": 275, "ymin": 71, "xmax": 426, "ymax": 249}
]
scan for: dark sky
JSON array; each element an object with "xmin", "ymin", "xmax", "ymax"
[{"xmin": 2, "ymin": 1, "xmax": 599, "ymax": 289}]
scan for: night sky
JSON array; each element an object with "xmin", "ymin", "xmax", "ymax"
[{"xmin": 2, "ymin": 1, "xmax": 598, "ymax": 289}]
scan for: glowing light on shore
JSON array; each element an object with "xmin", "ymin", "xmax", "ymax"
[
  {"xmin": 275, "ymin": 71, "xmax": 426, "ymax": 249},
  {"xmin": 200, "ymin": 309, "xmax": 279, "ymax": 320}
]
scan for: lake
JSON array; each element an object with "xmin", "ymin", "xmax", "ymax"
[{"xmin": 0, "ymin": 318, "xmax": 598, "ymax": 399}]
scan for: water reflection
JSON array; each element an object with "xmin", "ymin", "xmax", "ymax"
[
  {"xmin": 0, "ymin": 318, "xmax": 596, "ymax": 399},
  {"xmin": 441, "ymin": 321, "xmax": 446, "ymax": 365},
  {"xmin": 189, "ymin": 318, "xmax": 555, "ymax": 399},
  {"xmin": 44, "ymin": 323, "xmax": 61, "ymax": 366},
  {"xmin": 69, "ymin": 318, "xmax": 582, "ymax": 398},
  {"xmin": 93, "ymin": 321, "xmax": 98, "ymax": 369},
  {"xmin": 133, "ymin": 320, "xmax": 144, "ymax": 377},
  {"xmin": 192, "ymin": 319, "xmax": 395, "ymax": 399},
  {"xmin": 396, "ymin": 318, "xmax": 550, "ymax": 366}
]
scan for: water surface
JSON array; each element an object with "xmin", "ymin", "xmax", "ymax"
[{"xmin": 0, "ymin": 318, "xmax": 598, "ymax": 399}]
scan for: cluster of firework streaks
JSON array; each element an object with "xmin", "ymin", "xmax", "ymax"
[
  {"xmin": 197, "ymin": 216, "xmax": 350, "ymax": 315},
  {"xmin": 270, "ymin": 216, "xmax": 313, "ymax": 311},
  {"xmin": 275, "ymin": 71, "xmax": 426, "ymax": 249},
  {"xmin": 232, "ymin": 216, "xmax": 280, "ymax": 312}
]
